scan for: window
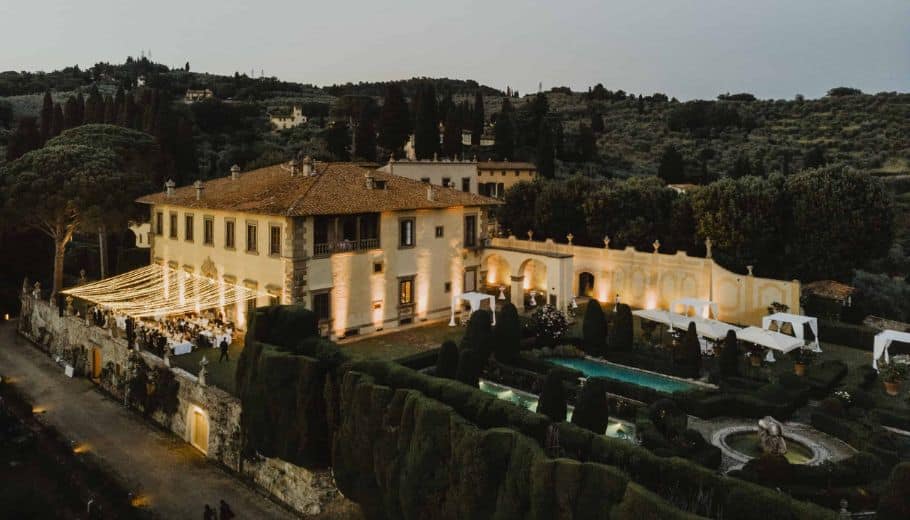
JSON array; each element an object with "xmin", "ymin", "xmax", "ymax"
[
  {"xmin": 155, "ymin": 211, "xmax": 163, "ymax": 235},
  {"xmin": 435, "ymin": 226, "xmax": 444, "ymax": 238},
  {"xmin": 225, "ymin": 219, "xmax": 235, "ymax": 249},
  {"xmin": 444, "ymin": 281, "xmax": 451, "ymax": 293},
  {"xmin": 313, "ymin": 291, "xmax": 331, "ymax": 321},
  {"xmin": 169, "ymin": 212, "xmax": 178, "ymax": 239},
  {"xmin": 515, "ymin": 170, "xmax": 521, "ymax": 176},
  {"xmin": 399, "ymin": 278, "xmax": 414, "ymax": 305},
  {"xmin": 184, "ymin": 214, "xmax": 194, "ymax": 242},
  {"xmin": 269, "ymin": 225, "xmax": 281, "ymax": 256},
  {"xmin": 373, "ymin": 261, "xmax": 383, "ymax": 274},
  {"xmin": 203, "ymin": 216, "xmax": 214, "ymax": 245},
  {"xmin": 246, "ymin": 222, "xmax": 258, "ymax": 253},
  {"xmin": 461, "ymin": 177, "xmax": 471, "ymax": 192},
  {"xmin": 442, "ymin": 177, "xmax": 451, "ymax": 188},
  {"xmin": 399, "ymin": 218, "xmax": 415, "ymax": 248},
  {"xmin": 464, "ymin": 215, "xmax": 477, "ymax": 247},
  {"xmin": 420, "ymin": 177, "xmax": 430, "ymax": 184}
]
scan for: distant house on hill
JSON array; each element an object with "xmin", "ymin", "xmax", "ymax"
[
  {"xmin": 184, "ymin": 89, "xmax": 214, "ymax": 103},
  {"xmin": 269, "ymin": 106, "xmax": 308, "ymax": 131}
]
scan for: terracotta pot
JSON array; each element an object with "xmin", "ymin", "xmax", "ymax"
[
  {"xmin": 794, "ymin": 362, "xmax": 806, "ymax": 376},
  {"xmin": 749, "ymin": 354, "xmax": 762, "ymax": 367},
  {"xmin": 884, "ymin": 381, "xmax": 900, "ymax": 396}
]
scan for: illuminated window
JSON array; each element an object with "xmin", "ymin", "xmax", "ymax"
[
  {"xmin": 225, "ymin": 219, "xmax": 235, "ymax": 249},
  {"xmin": 155, "ymin": 211, "xmax": 163, "ymax": 235},
  {"xmin": 399, "ymin": 218, "xmax": 415, "ymax": 248},
  {"xmin": 246, "ymin": 222, "xmax": 258, "ymax": 253},
  {"xmin": 169, "ymin": 212, "xmax": 178, "ymax": 239},
  {"xmin": 269, "ymin": 225, "xmax": 281, "ymax": 256},
  {"xmin": 203, "ymin": 216, "xmax": 214, "ymax": 245},
  {"xmin": 399, "ymin": 278, "xmax": 414, "ymax": 305}
]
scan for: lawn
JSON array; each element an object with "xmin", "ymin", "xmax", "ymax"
[
  {"xmin": 338, "ymin": 320, "xmax": 464, "ymax": 361},
  {"xmin": 170, "ymin": 339, "xmax": 245, "ymax": 396}
]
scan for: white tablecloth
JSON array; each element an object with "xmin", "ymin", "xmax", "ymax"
[
  {"xmin": 201, "ymin": 331, "xmax": 232, "ymax": 346},
  {"xmin": 170, "ymin": 341, "xmax": 194, "ymax": 355}
]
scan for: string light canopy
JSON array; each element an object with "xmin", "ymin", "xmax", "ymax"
[{"xmin": 61, "ymin": 264, "xmax": 269, "ymax": 319}]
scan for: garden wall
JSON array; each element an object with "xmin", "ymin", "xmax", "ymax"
[{"xmin": 17, "ymin": 294, "xmax": 341, "ymax": 517}]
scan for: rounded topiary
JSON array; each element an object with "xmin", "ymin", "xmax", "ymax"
[
  {"xmin": 674, "ymin": 321, "xmax": 702, "ymax": 377},
  {"xmin": 571, "ymin": 378, "xmax": 610, "ymax": 434},
  {"xmin": 648, "ymin": 398, "xmax": 687, "ymax": 438},
  {"xmin": 744, "ymin": 453, "xmax": 794, "ymax": 485},
  {"xmin": 494, "ymin": 303, "xmax": 522, "ymax": 363},
  {"xmin": 455, "ymin": 348, "xmax": 482, "ymax": 387},
  {"xmin": 718, "ymin": 329, "xmax": 740, "ymax": 378},
  {"xmin": 436, "ymin": 340, "xmax": 459, "ymax": 379},
  {"xmin": 537, "ymin": 369, "xmax": 567, "ymax": 422},
  {"xmin": 531, "ymin": 304, "xmax": 569, "ymax": 347},
  {"xmin": 461, "ymin": 309, "xmax": 494, "ymax": 359},
  {"xmin": 607, "ymin": 304, "xmax": 633, "ymax": 351},
  {"xmin": 582, "ymin": 300, "xmax": 608, "ymax": 356}
]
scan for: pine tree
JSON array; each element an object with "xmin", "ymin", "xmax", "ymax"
[
  {"xmin": 536, "ymin": 120, "xmax": 556, "ymax": 179},
  {"xmin": 582, "ymin": 299, "xmax": 607, "ymax": 356},
  {"xmin": 442, "ymin": 107, "xmax": 462, "ymax": 159},
  {"xmin": 5, "ymin": 117, "xmax": 41, "ymax": 161},
  {"xmin": 494, "ymin": 98, "xmax": 515, "ymax": 160},
  {"xmin": 39, "ymin": 91, "xmax": 54, "ymax": 142},
  {"xmin": 413, "ymin": 83, "xmax": 439, "ymax": 160},
  {"xmin": 376, "ymin": 84, "xmax": 411, "ymax": 157},
  {"xmin": 471, "ymin": 91, "xmax": 485, "ymax": 146},
  {"xmin": 657, "ymin": 145, "xmax": 685, "ymax": 183}
]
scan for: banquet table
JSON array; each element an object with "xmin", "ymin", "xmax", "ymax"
[
  {"xmin": 201, "ymin": 331, "xmax": 232, "ymax": 346},
  {"xmin": 170, "ymin": 341, "xmax": 194, "ymax": 355}
]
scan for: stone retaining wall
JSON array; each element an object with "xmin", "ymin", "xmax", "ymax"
[{"xmin": 18, "ymin": 294, "xmax": 340, "ymax": 517}]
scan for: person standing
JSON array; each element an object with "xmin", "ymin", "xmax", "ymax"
[
  {"xmin": 219, "ymin": 499, "xmax": 235, "ymax": 520},
  {"xmin": 219, "ymin": 338, "xmax": 229, "ymax": 362},
  {"xmin": 203, "ymin": 504, "xmax": 216, "ymax": 520}
]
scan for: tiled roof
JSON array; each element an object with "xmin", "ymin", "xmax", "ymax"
[
  {"xmin": 136, "ymin": 162, "xmax": 500, "ymax": 216},
  {"xmin": 477, "ymin": 161, "xmax": 537, "ymax": 170},
  {"xmin": 803, "ymin": 280, "xmax": 855, "ymax": 300}
]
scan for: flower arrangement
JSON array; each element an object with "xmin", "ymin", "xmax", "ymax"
[
  {"xmin": 833, "ymin": 390, "xmax": 852, "ymax": 406},
  {"xmin": 531, "ymin": 304, "xmax": 569, "ymax": 345}
]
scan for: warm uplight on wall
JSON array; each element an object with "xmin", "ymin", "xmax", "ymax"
[
  {"xmin": 73, "ymin": 443, "xmax": 90, "ymax": 454},
  {"xmin": 3, "ymin": 313, "xmax": 9, "ymax": 321},
  {"xmin": 645, "ymin": 290, "xmax": 658, "ymax": 310},
  {"xmin": 416, "ymin": 252, "xmax": 431, "ymax": 318},
  {"xmin": 32, "ymin": 406, "xmax": 47, "ymax": 414}
]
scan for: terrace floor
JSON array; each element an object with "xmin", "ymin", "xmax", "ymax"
[{"xmin": 338, "ymin": 319, "xmax": 465, "ymax": 361}]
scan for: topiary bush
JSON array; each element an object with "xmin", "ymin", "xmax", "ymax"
[
  {"xmin": 719, "ymin": 329, "xmax": 740, "ymax": 378},
  {"xmin": 435, "ymin": 340, "xmax": 459, "ymax": 379},
  {"xmin": 537, "ymin": 369, "xmax": 567, "ymax": 422},
  {"xmin": 460, "ymin": 309, "xmax": 494, "ymax": 359},
  {"xmin": 531, "ymin": 304, "xmax": 569, "ymax": 347},
  {"xmin": 581, "ymin": 299, "xmax": 607, "ymax": 356},
  {"xmin": 571, "ymin": 378, "xmax": 610, "ymax": 434},
  {"xmin": 648, "ymin": 398, "xmax": 688, "ymax": 439},
  {"xmin": 877, "ymin": 462, "xmax": 910, "ymax": 520},
  {"xmin": 494, "ymin": 302, "xmax": 522, "ymax": 363},
  {"xmin": 608, "ymin": 303, "xmax": 633, "ymax": 351},
  {"xmin": 455, "ymin": 348, "xmax": 483, "ymax": 387}
]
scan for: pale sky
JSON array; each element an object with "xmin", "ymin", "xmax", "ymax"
[{"xmin": 2, "ymin": 0, "xmax": 907, "ymax": 100}]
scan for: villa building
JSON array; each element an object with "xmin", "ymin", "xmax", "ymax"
[
  {"xmin": 269, "ymin": 106, "xmax": 308, "ymax": 131},
  {"xmin": 184, "ymin": 88, "xmax": 214, "ymax": 103},
  {"xmin": 137, "ymin": 158, "xmax": 499, "ymax": 338},
  {"xmin": 378, "ymin": 158, "xmax": 537, "ymax": 199}
]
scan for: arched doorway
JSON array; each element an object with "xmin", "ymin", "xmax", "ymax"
[
  {"xmin": 91, "ymin": 348, "xmax": 102, "ymax": 381},
  {"xmin": 519, "ymin": 259, "xmax": 548, "ymax": 308},
  {"xmin": 187, "ymin": 406, "xmax": 209, "ymax": 455},
  {"xmin": 482, "ymin": 254, "xmax": 512, "ymax": 289},
  {"xmin": 578, "ymin": 272, "xmax": 595, "ymax": 298}
]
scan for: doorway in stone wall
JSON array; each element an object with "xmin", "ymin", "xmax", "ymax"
[
  {"xmin": 188, "ymin": 406, "xmax": 209, "ymax": 455},
  {"xmin": 91, "ymin": 348, "xmax": 102, "ymax": 381}
]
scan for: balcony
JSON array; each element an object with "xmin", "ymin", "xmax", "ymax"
[{"xmin": 313, "ymin": 238, "xmax": 380, "ymax": 257}]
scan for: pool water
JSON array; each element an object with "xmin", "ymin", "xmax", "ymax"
[
  {"xmin": 724, "ymin": 432, "xmax": 815, "ymax": 464},
  {"xmin": 478, "ymin": 380, "xmax": 636, "ymax": 442},
  {"xmin": 548, "ymin": 357, "xmax": 699, "ymax": 394}
]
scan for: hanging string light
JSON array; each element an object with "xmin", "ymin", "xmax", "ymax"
[{"xmin": 61, "ymin": 264, "xmax": 269, "ymax": 319}]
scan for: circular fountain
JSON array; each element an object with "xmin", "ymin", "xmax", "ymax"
[{"xmin": 711, "ymin": 416, "xmax": 829, "ymax": 466}]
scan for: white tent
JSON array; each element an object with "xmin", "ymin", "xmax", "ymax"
[
  {"xmin": 737, "ymin": 326, "xmax": 804, "ymax": 362},
  {"xmin": 670, "ymin": 298, "xmax": 719, "ymax": 319},
  {"xmin": 632, "ymin": 308, "xmax": 676, "ymax": 327},
  {"xmin": 685, "ymin": 317, "xmax": 742, "ymax": 341},
  {"xmin": 873, "ymin": 330, "xmax": 910, "ymax": 370},
  {"xmin": 449, "ymin": 291, "xmax": 497, "ymax": 326},
  {"xmin": 762, "ymin": 312, "xmax": 821, "ymax": 352}
]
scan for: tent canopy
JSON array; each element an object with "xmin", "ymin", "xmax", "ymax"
[
  {"xmin": 873, "ymin": 330, "xmax": 910, "ymax": 370},
  {"xmin": 738, "ymin": 326, "xmax": 804, "ymax": 362},
  {"xmin": 61, "ymin": 264, "xmax": 267, "ymax": 319},
  {"xmin": 633, "ymin": 309, "xmax": 741, "ymax": 341},
  {"xmin": 449, "ymin": 291, "xmax": 497, "ymax": 326},
  {"xmin": 762, "ymin": 312, "xmax": 821, "ymax": 352},
  {"xmin": 670, "ymin": 298, "xmax": 719, "ymax": 319}
]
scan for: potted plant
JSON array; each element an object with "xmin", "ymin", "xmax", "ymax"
[
  {"xmin": 748, "ymin": 345, "xmax": 764, "ymax": 367},
  {"xmin": 879, "ymin": 361, "xmax": 907, "ymax": 396},
  {"xmin": 793, "ymin": 348, "xmax": 815, "ymax": 376}
]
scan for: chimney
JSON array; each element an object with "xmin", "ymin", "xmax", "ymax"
[
  {"xmin": 302, "ymin": 155, "xmax": 314, "ymax": 176},
  {"xmin": 230, "ymin": 164, "xmax": 240, "ymax": 180},
  {"xmin": 165, "ymin": 179, "xmax": 176, "ymax": 197},
  {"xmin": 289, "ymin": 158, "xmax": 299, "ymax": 176},
  {"xmin": 365, "ymin": 171, "xmax": 374, "ymax": 189},
  {"xmin": 194, "ymin": 180, "xmax": 204, "ymax": 200},
  {"xmin": 426, "ymin": 186, "xmax": 435, "ymax": 201}
]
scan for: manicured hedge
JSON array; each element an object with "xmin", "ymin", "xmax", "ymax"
[
  {"xmin": 811, "ymin": 412, "xmax": 900, "ymax": 466},
  {"xmin": 818, "ymin": 319, "xmax": 877, "ymax": 351},
  {"xmin": 805, "ymin": 360, "xmax": 848, "ymax": 397},
  {"xmin": 395, "ymin": 348, "xmax": 439, "ymax": 371}
]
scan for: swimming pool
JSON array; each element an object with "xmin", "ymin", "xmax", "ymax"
[
  {"xmin": 548, "ymin": 357, "xmax": 700, "ymax": 394},
  {"xmin": 478, "ymin": 380, "xmax": 636, "ymax": 442}
]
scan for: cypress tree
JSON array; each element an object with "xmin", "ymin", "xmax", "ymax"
[
  {"xmin": 607, "ymin": 304, "xmax": 633, "ymax": 351},
  {"xmin": 590, "ymin": 109, "xmax": 604, "ymax": 133},
  {"xmin": 455, "ymin": 348, "xmax": 482, "ymax": 387},
  {"xmin": 63, "ymin": 95, "xmax": 81, "ymax": 129},
  {"xmin": 537, "ymin": 370, "xmax": 567, "ymax": 422},
  {"xmin": 50, "ymin": 103, "xmax": 64, "ymax": 138},
  {"xmin": 494, "ymin": 98, "xmax": 515, "ymax": 160},
  {"xmin": 39, "ymin": 91, "xmax": 53, "ymax": 142},
  {"xmin": 718, "ymin": 330, "xmax": 740, "ymax": 378},
  {"xmin": 5, "ymin": 117, "xmax": 41, "ymax": 161},
  {"xmin": 657, "ymin": 145, "xmax": 685, "ymax": 183},
  {"xmin": 413, "ymin": 83, "xmax": 439, "ymax": 160},
  {"xmin": 571, "ymin": 378, "xmax": 609, "ymax": 434},
  {"xmin": 84, "ymin": 86, "xmax": 103, "ymax": 124},
  {"xmin": 471, "ymin": 91, "xmax": 484, "ymax": 146},
  {"xmin": 376, "ymin": 83, "xmax": 411, "ymax": 157},
  {"xmin": 436, "ymin": 340, "xmax": 459, "ymax": 379},
  {"xmin": 577, "ymin": 124, "xmax": 596, "ymax": 161},
  {"xmin": 75, "ymin": 92, "xmax": 85, "ymax": 126},
  {"xmin": 325, "ymin": 121, "xmax": 351, "ymax": 160},
  {"xmin": 581, "ymin": 299, "xmax": 607, "ymax": 356},
  {"xmin": 460, "ymin": 309, "xmax": 493, "ymax": 360},
  {"xmin": 536, "ymin": 120, "xmax": 555, "ymax": 179},
  {"xmin": 493, "ymin": 303, "xmax": 521, "ymax": 363},
  {"xmin": 354, "ymin": 109, "xmax": 377, "ymax": 161},
  {"xmin": 442, "ymin": 107, "xmax": 462, "ymax": 159},
  {"xmin": 103, "ymin": 95, "xmax": 116, "ymax": 123},
  {"xmin": 675, "ymin": 321, "xmax": 702, "ymax": 377},
  {"xmin": 113, "ymin": 87, "xmax": 125, "ymax": 125},
  {"xmin": 121, "ymin": 92, "xmax": 137, "ymax": 128}
]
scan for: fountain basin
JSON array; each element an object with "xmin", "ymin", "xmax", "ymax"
[{"xmin": 712, "ymin": 425, "xmax": 829, "ymax": 466}]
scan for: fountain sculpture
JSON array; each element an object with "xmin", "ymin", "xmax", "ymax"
[{"xmin": 757, "ymin": 416, "xmax": 788, "ymax": 456}]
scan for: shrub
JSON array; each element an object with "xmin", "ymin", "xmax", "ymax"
[
  {"xmin": 436, "ymin": 341, "xmax": 459, "ymax": 379},
  {"xmin": 571, "ymin": 378, "xmax": 609, "ymax": 434},
  {"xmin": 455, "ymin": 348, "xmax": 483, "ymax": 387},
  {"xmin": 531, "ymin": 305, "xmax": 569, "ymax": 346},
  {"xmin": 537, "ymin": 370, "xmax": 567, "ymax": 422},
  {"xmin": 719, "ymin": 330, "xmax": 740, "ymax": 378},
  {"xmin": 461, "ymin": 309, "xmax": 494, "ymax": 359},
  {"xmin": 494, "ymin": 303, "xmax": 521, "ymax": 362},
  {"xmin": 878, "ymin": 463, "xmax": 910, "ymax": 519},
  {"xmin": 674, "ymin": 321, "xmax": 702, "ymax": 377},
  {"xmin": 581, "ymin": 299, "xmax": 607, "ymax": 356},
  {"xmin": 608, "ymin": 304, "xmax": 633, "ymax": 351},
  {"xmin": 648, "ymin": 398, "xmax": 687, "ymax": 438}
]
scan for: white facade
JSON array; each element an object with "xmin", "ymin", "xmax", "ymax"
[{"xmin": 270, "ymin": 106, "xmax": 308, "ymax": 131}]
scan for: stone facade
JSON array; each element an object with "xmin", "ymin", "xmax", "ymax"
[{"xmin": 18, "ymin": 294, "xmax": 341, "ymax": 517}]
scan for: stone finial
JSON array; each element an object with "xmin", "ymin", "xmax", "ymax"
[
  {"xmin": 194, "ymin": 180, "xmax": 204, "ymax": 200},
  {"xmin": 566, "ymin": 233, "xmax": 574, "ymax": 245},
  {"xmin": 472, "ymin": 155, "xmax": 477, "ymax": 162},
  {"xmin": 78, "ymin": 269, "xmax": 87, "ymax": 285},
  {"xmin": 65, "ymin": 295, "xmax": 74, "ymax": 316},
  {"xmin": 747, "ymin": 265, "xmax": 754, "ymax": 276},
  {"xmin": 705, "ymin": 237, "xmax": 713, "ymax": 258},
  {"xmin": 389, "ymin": 153, "xmax": 395, "ymax": 163},
  {"xmin": 527, "ymin": 230, "xmax": 534, "ymax": 241},
  {"xmin": 230, "ymin": 164, "xmax": 241, "ymax": 180},
  {"xmin": 164, "ymin": 179, "xmax": 176, "ymax": 197},
  {"xmin": 433, "ymin": 153, "xmax": 438, "ymax": 162},
  {"xmin": 32, "ymin": 281, "xmax": 41, "ymax": 299},
  {"xmin": 652, "ymin": 239, "xmax": 661, "ymax": 253},
  {"xmin": 22, "ymin": 277, "xmax": 30, "ymax": 295},
  {"xmin": 603, "ymin": 236, "xmax": 610, "ymax": 249},
  {"xmin": 198, "ymin": 355, "xmax": 209, "ymax": 386}
]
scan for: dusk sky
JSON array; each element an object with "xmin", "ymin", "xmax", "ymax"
[{"xmin": 2, "ymin": 0, "xmax": 908, "ymax": 100}]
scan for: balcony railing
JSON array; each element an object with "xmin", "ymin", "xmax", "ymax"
[{"xmin": 313, "ymin": 238, "xmax": 380, "ymax": 257}]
